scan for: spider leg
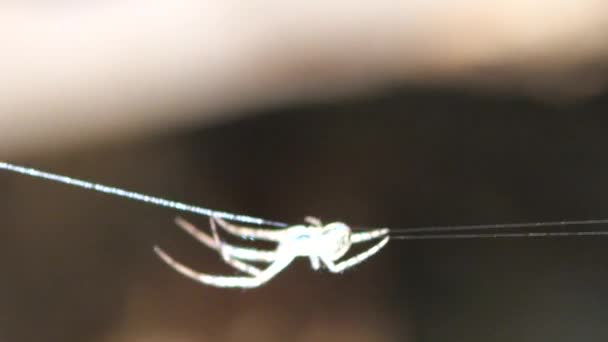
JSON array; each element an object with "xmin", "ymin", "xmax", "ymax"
[
  {"xmin": 304, "ymin": 216, "xmax": 323, "ymax": 227},
  {"xmin": 154, "ymin": 247, "xmax": 294, "ymax": 288},
  {"xmin": 175, "ymin": 217, "xmax": 276, "ymax": 262},
  {"xmin": 213, "ymin": 216, "xmax": 284, "ymax": 241},
  {"xmin": 208, "ymin": 218, "xmax": 263, "ymax": 276},
  {"xmin": 322, "ymin": 236, "xmax": 389, "ymax": 273},
  {"xmin": 350, "ymin": 228, "xmax": 390, "ymax": 243},
  {"xmin": 309, "ymin": 256, "xmax": 321, "ymax": 270},
  {"xmin": 219, "ymin": 256, "xmax": 263, "ymax": 276}
]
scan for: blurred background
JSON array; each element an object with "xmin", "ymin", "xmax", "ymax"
[{"xmin": 2, "ymin": 1, "xmax": 608, "ymax": 342}]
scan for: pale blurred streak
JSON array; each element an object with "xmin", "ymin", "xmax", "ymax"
[{"xmin": 1, "ymin": 0, "xmax": 607, "ymax": 155}]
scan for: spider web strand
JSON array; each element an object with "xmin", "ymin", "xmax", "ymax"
[
  {"xmin": 0, "ymin": 161, "xmax": 288, "ymax": 227},
  {"xmin": 390, "ymin": 230, "xmax": 608, "ymax": 240},
  {"xmin": 388, "ymin": 219, "xmax": 608, "ymax": 235}
]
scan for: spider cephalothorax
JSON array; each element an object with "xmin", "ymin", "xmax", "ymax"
[
  {"xmin": 318, "ymin": 222, "xmax": 353, "ymax": 260},
  {"xmin": 154, "ymin": 216, "xmax": 389, "ymax": 288}
]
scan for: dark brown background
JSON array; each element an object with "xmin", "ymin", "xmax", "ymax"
[{"xmin": 2, "ymin": 88, "xmax": 608, "ymax": 342}]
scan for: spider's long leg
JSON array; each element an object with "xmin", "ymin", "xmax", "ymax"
[
  {"xmin": 350, "ymin": 228, "xmax": 389, "ymax": 243},
  {"xmin": 219, "ymin": 256, "xmax": 263, "ymax": 276},
  {"xmin": 174, "ymin": 217, "xmax": 271, "ymax": 275},
  {"xmin": 304, "ymin": 216, "xmax": 323, "ymax": 227},
  {"xmin": 208, "ymin": 218, "xmax": 264, "ymax": 276},
  {"xmin": 175, "ymin": 217, "xmax": 275, "ymax": 262},
  {"xmin": 154, "ymin": 247, "xmax": 294, "ymax": 288},
  {"xmin": 322, "ymin": 236, "xmax": 389, "ymax": 273},
  {"xmin": 213, "ymin": 217, "xmax": 284, "ymax": 242}
]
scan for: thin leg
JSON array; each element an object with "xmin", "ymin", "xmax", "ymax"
[
  {"xmin": 309, "ymin": 256, "xmax": 321, "ymax": 270},
  {"xmin": 213, "ymin": 217, "xmax": 284, "ymax": 242},
  {"xmin": 350, "ymin": 228, "xmax": 389, "ymax": 243},
  {"xmin": 304, "ymin": 216, "xmax": 323, "ymax": 227},
  {"xmin": 209, "ymin": 218, "xmax": 263, "ymax": 276},
  {"xmin": 154, "ymin": 247, "xmax": 294, "ymax": 288},
  {"xmin": 175, "ymin": 217, "xmax": 276, "ymax": 262},
  {"xmin": 220, "ymin": 257, "xmax": 263, "ymax": 276},
  {"xmin": 322, "ymin": 236, "xmax": 389, "ymax": 273},
  {"xmin": 175, "ymin": 216, "xmax": 216, "ymax": 248}
]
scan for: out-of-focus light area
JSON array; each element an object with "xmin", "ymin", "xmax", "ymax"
[
  {"xmin": 1, "ymin": 0, "xmax": 607, "ymax": 155},
  {"xmin": 2, "ymin": 2, "xmax": 608, "ymax": 342}
]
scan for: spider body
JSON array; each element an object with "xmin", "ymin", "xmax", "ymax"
[
  {"xmin": 280, "ymin": 222, "xmax": 350, "ymax": 259},
  {"xmin": 155, "ymin": 217, "xmax": 389, "ymax": 288}
]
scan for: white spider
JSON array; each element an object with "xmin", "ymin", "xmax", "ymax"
[{"xmin": 154, "ymin": 216, "xmax": 390, "ymax": 288}]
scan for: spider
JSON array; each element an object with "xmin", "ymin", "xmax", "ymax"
[{"xmin": 154, "ymin": 216, "xmax": 390, "ymax": 288}]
